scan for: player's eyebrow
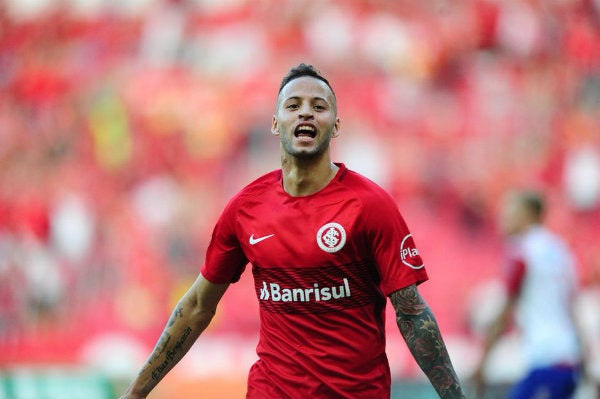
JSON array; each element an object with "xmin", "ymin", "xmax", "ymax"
[{"xmin": 283, "ymin": 96, "xmax": 329, "ymax": 103}]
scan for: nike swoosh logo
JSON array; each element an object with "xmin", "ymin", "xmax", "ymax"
[{"xmin": 249, "ymin": 234, "xmax": 275, "ymax": 245}]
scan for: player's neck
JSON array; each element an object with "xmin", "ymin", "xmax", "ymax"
[{"xmin": 281, "ymin": 155, "xmax": 339, "ymax": 197}]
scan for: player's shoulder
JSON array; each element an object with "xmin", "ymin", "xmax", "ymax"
[
  {"xmin": 216, "ymin": 170, "xmax": 280, "ymax": 223},
  {"xmin": 339, "ymin": 166, "xmax": 396, "ymax": 205},
  {"xmin": 525, "ymin": 226, "xmax": 563, "ymax": 246},
  {"xmin": 243, "ymin": 169, "xmax": 280, "ymax": 190},
  {"xmin": 523, "ymin": 226, "xmax": 573, "ymax": 258},
  {"xmin": 231, "ymin": 169, "xmax": 281, "ymax": 203}
]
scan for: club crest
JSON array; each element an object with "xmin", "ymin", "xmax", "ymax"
[{"xmin": 316, "ymin": 222, "xmax": 346, "ymax": 253}]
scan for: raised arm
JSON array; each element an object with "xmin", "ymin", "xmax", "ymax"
[
  {"xmin": 390, "ymin": 284, "xmax": 465, "ymax": 399},
  {"xmin": 119, "ymin": 275, "xmax": 229, "ymax": 399}
]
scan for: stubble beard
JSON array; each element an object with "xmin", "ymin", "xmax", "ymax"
[{"xmin": 280, "ymin": 129, "xmax": 334, "ymax": 160}]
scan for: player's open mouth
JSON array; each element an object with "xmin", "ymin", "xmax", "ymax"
[{"xmin": 294, "ymin": 124, "xmax": 317, "ymax": 139}]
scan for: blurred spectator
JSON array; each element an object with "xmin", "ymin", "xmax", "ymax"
[
  {"xmin": 563, "ymin": 142, "xmax": 600, "ymax": 211},
  {"xmin": 0, "ymin": 3, "xmax": 598, "ymax": 392}
]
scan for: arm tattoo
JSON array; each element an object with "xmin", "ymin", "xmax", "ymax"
[
  {"xmin": 391, "ymin": 285, "xmax": 465, "ymax": 399},
  {"xmin": 167, "ymin": 305, "xmax": 184, "ymax": 327},
  {"xmin": 150, "ymin": 326, "xmax": 193, "ymax": 382},
  {"xmin": 138, "ymin": 331, "xmax": 171, "ymax": 375},
  {"xmin": 137, "ymin": 305, "xmax": 188, "ymax": 382}
]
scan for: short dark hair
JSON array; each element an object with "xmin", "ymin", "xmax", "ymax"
[
  {"xmin": 278, "ymin": 63, "xmax": 336, "ymax": 100},
  {"xmin": 521, "ymin": 191, "xmax": 546, "ymax": 222}
]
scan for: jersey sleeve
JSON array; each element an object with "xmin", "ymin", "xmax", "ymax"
[
  {"xmin": 504, "ymin": 257, "xmax": 526, "ymax": 297},
  {"xmin": 201, "ymin": 197, "xmax": 248, "ymax": 284},
  {"xmin": 362, "ymin": 189, "xmax": 428, "ymax": 296}
]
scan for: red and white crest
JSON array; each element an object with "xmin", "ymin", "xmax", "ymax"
[{"xmin": 316, "ymin": 222, "xmax": 347, "ymax": 253}]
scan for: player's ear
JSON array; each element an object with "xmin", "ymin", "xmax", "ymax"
[
  {"xmin": 271, "ymin": 115, "xmax": 280, "ymax": 136},
  {"xmin": 332, "ymin": 117, "xmax": 341, "ymax": 138}
]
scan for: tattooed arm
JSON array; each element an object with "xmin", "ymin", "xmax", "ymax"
[
  {"xmin": 390, "ymin": 284, "xmax": 465, "ymax": 399},
  {"xmin": 119, "ymin": 275, "xmax": 229, "ymax": 399}
]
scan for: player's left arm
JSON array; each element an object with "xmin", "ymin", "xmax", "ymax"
[{"xmin": 390, "ymin": 284, "xmax": 466, "ymax": 399}]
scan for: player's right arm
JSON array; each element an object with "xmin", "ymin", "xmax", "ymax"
[
  {"xmin": 391, "ymin": 284, "xmax": 465, "ymax": 399},
  {"xmin": 471, "ymin": 258, "xmax": 524, "ymax": 396},
  {"xmin": 119, "ymin": 275, "xmax": 229, "ymax": 399}
]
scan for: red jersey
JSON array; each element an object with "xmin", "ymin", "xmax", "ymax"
[{"xmin": 201, "ymin": 163, "xmax": 428, "ymax": 399}]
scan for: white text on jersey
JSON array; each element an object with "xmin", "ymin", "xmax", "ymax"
[{"xmin": 259, "ymin": 279, "xmax": 351, "ymax": 302}]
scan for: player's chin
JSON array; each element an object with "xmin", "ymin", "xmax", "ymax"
[
  {"xmin": 282, "ymin": 139, "xmax": 328, "ymax": 159},
  {"xmin": 292, "ymin": 146, "xmax": 327, "ymax": 159}
]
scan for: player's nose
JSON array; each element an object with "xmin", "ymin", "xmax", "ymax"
[{"xmin": 298, "ymin": 103, "xmax": 314, "ymax": 119}]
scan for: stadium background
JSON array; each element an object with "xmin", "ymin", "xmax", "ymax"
[{"xmin": 1, "ymin": 0, "xmax": 600, "ymax": 398}]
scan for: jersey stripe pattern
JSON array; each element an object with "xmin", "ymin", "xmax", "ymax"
[{"xmin": 254, "ymin": 260, "xmax": 379, "ymax": 314}]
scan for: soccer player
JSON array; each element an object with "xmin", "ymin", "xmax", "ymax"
[
  {"xmin": 473, "ymin": 191, "xmax": 584, "ymax": 399},
  {"xmin": 119, "ymin": 64, "xmax": 465, "ymax": 399}
]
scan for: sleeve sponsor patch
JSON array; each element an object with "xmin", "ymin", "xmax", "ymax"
[{"xmin": 400, "ymin": 234, "xmax": 424, "ymax": 269}]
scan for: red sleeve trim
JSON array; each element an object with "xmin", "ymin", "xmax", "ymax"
[{"xmin": 506, "ymin": 258, "xmax": 526, "ymax": 297}]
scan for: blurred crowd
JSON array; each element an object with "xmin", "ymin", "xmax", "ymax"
[{"xmin": 1, "ymin": 0, "xmax": 600, "ymax": 381}]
